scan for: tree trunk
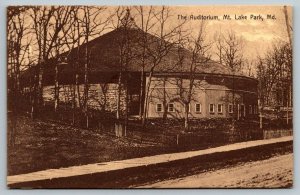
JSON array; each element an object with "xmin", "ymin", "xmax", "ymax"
[
  {"xmin": 54, "ymin": 64, "xmax": 59, "ymax": 112},
  {"xmin": 162, "ymin": 77, "xmax": 167, "ymax": 122},
  {"xmin": 76, "ymin": 74, "xmax": 81, "ymax": 108},
  {"xmin": 37, "ymin": 63, "xmax": 44, "ymax": 107},
  {"xmin": 259, "ymin": 109, "xmax": 263, "ymax": 129},
  {"xmin": 72, "ymin": 83, "xmax": 76, "ymax": 125},
  {"xmin": 116, "ymin": 71, "xmax": 122, "ymax": 120},
  {"xmin": 139, "ymin": 68, "xmax": 144, "ymax": 119},
  {"xmin": 84, "ymin": 36, "xmax": 89, "ymax": 129},
  {"xmin": 184, "ymin": 103, "xmax": 189, "ymax": 131},
  {"xmin": 286, "ymin": 91, "xmax": 289, "ymax": 125},
  {"xmin": 142, "ymin": 72, "xmax": 153, "ymax": 127},
  {"xmin": 124, "ymin": 72, "xmax": 129, "ymax": 136},
  {"xmin": 31, "ymin": 72, "xmax": 38, "ymax": 119}
]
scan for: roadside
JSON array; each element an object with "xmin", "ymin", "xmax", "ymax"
[
  {"xmin": 139, "ymin": 153, "xmax": 293, "ymax": 188},
  {"xmin": 8, "ymin": 137, "xmax": 292, "ymax": 188}
]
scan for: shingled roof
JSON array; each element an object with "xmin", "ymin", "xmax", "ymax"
[
  {"xmin": 23, "ymin": 26, "xmax": 248, "ymax": 84},
  {"xmin": 57, "ymin": 27, "xmax": 235, "ymax": 75}
]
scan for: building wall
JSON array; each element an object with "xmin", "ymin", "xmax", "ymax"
[
  {"xmin": 146, "ymin": 75, "xmax": 258, "ymax": 119},
  {"xmin": 43, "ymin": 83, "xmax": 127, "ymax": 113},
  {"xmin": 41, "ymin": 73, "xmax": 258, "ymax": 119}
]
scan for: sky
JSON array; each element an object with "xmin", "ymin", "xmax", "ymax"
[
  {"xmin": 10, "ymin": 5, "xmax": 293, "ymax": 72},
  {"xmin": 97, "ymin": 5, "xmax": 293, "ymax": 63},
  {"xmin": 140, "ymin": 5, "xmax": 292, "ymax": 61}
]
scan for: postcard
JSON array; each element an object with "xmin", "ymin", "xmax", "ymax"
[{"xmin": 7, "ymin": 5, "xmax": 293, "ymax": 188}]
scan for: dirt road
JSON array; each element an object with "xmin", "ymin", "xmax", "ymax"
[{"xmin": 141, "ymin": 153, "xmax": 293, "ymax": 188}]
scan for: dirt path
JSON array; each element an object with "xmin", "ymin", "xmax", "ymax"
[{"xmin": 140, "ymin": 153, "xmax": 293, "ymax": 188}]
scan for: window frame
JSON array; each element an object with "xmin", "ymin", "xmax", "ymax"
[
  {"xmin": 168, "ymin": 103, "xmax": 175, "ymax": 112},
  {"xmin": 209, "ymin": 104, "xmax": 215, "ymax": 113},
  {"xmin": 217, "ymin": 104, "xmax": 223, "ymax": 114},
  {"xmin": 156, "ymin": 103, "xmax": 163, "ymax": 112},
  {"xmin": 228, "ymin": 104, "xmax": 233, "ymax": 113},
  {"xmin": 195, "ymin": 103, "xmax": 202, "ymax": 113}
]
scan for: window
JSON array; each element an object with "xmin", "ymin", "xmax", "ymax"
[
  {"xmin": 209, "ymin": 104, "xmax": 215, "ymax": 113},
  {"xmin": 228, "ymin": 104, "xmax": 233, "ymax": 113},
  {"xmin": 156, "ymin": 103, "xmax": 162, "ymax": 112},
  {"xmin": 249, "ymin": 105, "xmax": 252, "ymax": 114},
  {"xmin": 195, "ymin": 103, "xmax": 202, "ymax": 113},
  {"xmin": 217, "ymin": 104, "xmax": 223, "ymax": 113},
  {"xmin": 168, "ymin": 103, "xmax": 175, "ymax": 112}
]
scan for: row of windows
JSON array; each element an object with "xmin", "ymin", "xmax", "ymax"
[
  {"xmin": 156, "ymin": 103, "xmax": 202, "ymax": 113},
  {"xmin": 156, "ymin": 103, "xmax": 258, "ymax": 114}
]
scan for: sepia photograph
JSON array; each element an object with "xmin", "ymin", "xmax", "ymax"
[{"xmin": 7, "ymin": 5, "xmax": 293, "ymax": 188}]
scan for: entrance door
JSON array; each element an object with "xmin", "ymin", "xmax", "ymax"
[{"xmin": 129, "ymin": 94, "xmax": 140, "ymax": 115}]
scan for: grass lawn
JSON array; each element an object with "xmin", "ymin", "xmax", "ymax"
[
  {"xmin": 8, "ymin": 115, "xmax": 181, "ymax": 175},
  {"xmin": 7, "ymin": 114, "xmax": 292, "ymax": 176}
]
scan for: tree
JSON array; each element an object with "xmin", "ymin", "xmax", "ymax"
[
  {"xmin": 7, "ymin": 7, "xmax": 30, "ymax": 99},
  {"xmin": 29, "ymin": 6, "xmax": 74, "ymax": 118},
  {"xmin": 221, "ymin": 31, "xmax": 244, "ymax": 72},
  {"xmin": 219, "ymin": 30, "xmax": 244, "ymax": 119},
  {"xmin": 76, "ymin": 6, "xmax": 110, "ymax": 128},
  {"xmin": 141, "ymin": 6, "xmax": 185, "ymax": 126},
  {"xmin": 173, "ymin": 21, "xmax": 211, "ymax": 130},
  {"xmin": 213, "ymin": 28, "xmax": 224, "ymax": 65},
  {"xmin": 7, "ymin": 7, "xmax": 31, "ymax": 146},
  {"xmin": 58, "ymin": 7, "xmax": 80, "ymax": 124},
  {"xmin": 134, "ymin": 6, "xmax": 157, "ymax": 119},
  {"xmin": 256, "ymin": 41, "xmax": 292, "ymax": 128},
  {"xmin": 111, "ymin": 7, "xmax": 138, "ymax": 135}
]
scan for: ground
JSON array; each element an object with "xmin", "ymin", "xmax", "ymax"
[
  {"xmin": 8, "ymin": 115, "xmax": 261, "ymax": 175},
  {"xmin": 8, "ymin": 115, "xmax": 176, "ymax": 175},
  {"xmin": 7, "ymin": 114, "xmax": 293, "ymax": 188},
  {"xmin": 139, "ymin": 153, "xmax": 293, "ymax": 188},
  {"xmin": 8, "ymin": 140, "xmax": 292, "ymax": 188}
]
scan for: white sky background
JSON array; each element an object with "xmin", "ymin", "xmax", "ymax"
[
  {"xmin": 18, "ymin": 5, "xmax": 292, "ymax": 72},
  {"xmin": 130, "ymin": 5, "xmax": 292, "ymax": 62},
  {"xmin": 84, "ymin": 5, "xmax": 293, "ymax": 64}
]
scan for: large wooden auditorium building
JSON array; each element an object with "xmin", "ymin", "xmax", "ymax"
[{"xmin": 23, "ymin": 24, "xmax": 258, "ymax": 120}]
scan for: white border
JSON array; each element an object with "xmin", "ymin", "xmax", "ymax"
[{"xmin": 0, "ymin": 1, "xmax": 298, "ymax": 194}]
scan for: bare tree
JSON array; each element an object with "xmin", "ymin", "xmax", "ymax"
[
  {"xmin": 141, "ymin": 6, "xmax": 185, "ymax": 126},
  {"xmin": 99, "ymin": 83, "xmax": 109, "ymax": 111},
  {"xmin": 7, "ymin": 7, "xmax": 31, "ymax": 146},
  {"xmin": 58, "ymin": 7, "xmax": 81, "ymax": 124},
  {"xmin": 77, "ymin": 6, "xmax": 110, "ymax": 128},
  {"xmin": 257, "ymin": 52, "xmax": 279, "ymax": 128},
  {"xmin": 29, "ymin": 6, "xmax": 74, "ymax": 118},
  {"xmin": 173, "ymin": 21, "xmax": 211, "ymax": 130},
  {"xmin": 256, "ymin": 42, "xmax": 292, "ymax": 128},
  {"xmin": 110, "ymin": 7, "xmax": 138, "ymax": 136},
  {"xmin": 51, "ymin": 8, "xmax": 79, "ymax": 113},
  {"xmin": 243, "ymin": 59, "xmax": 255, "ymax": 77},
  {"xmin": 7, "ymin": 7, "xmax": 30, "ymax": 99},
  {"xmin": 213, "ymin": 28, "xmax": 224, "ymax": 65},
  {"xmin": 219, "ymin": 30, "xmax": 244, "ymax": 119},
  {"xmin": 134, "ymin": 6, "xmax": 157, "ymax": 119}
]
